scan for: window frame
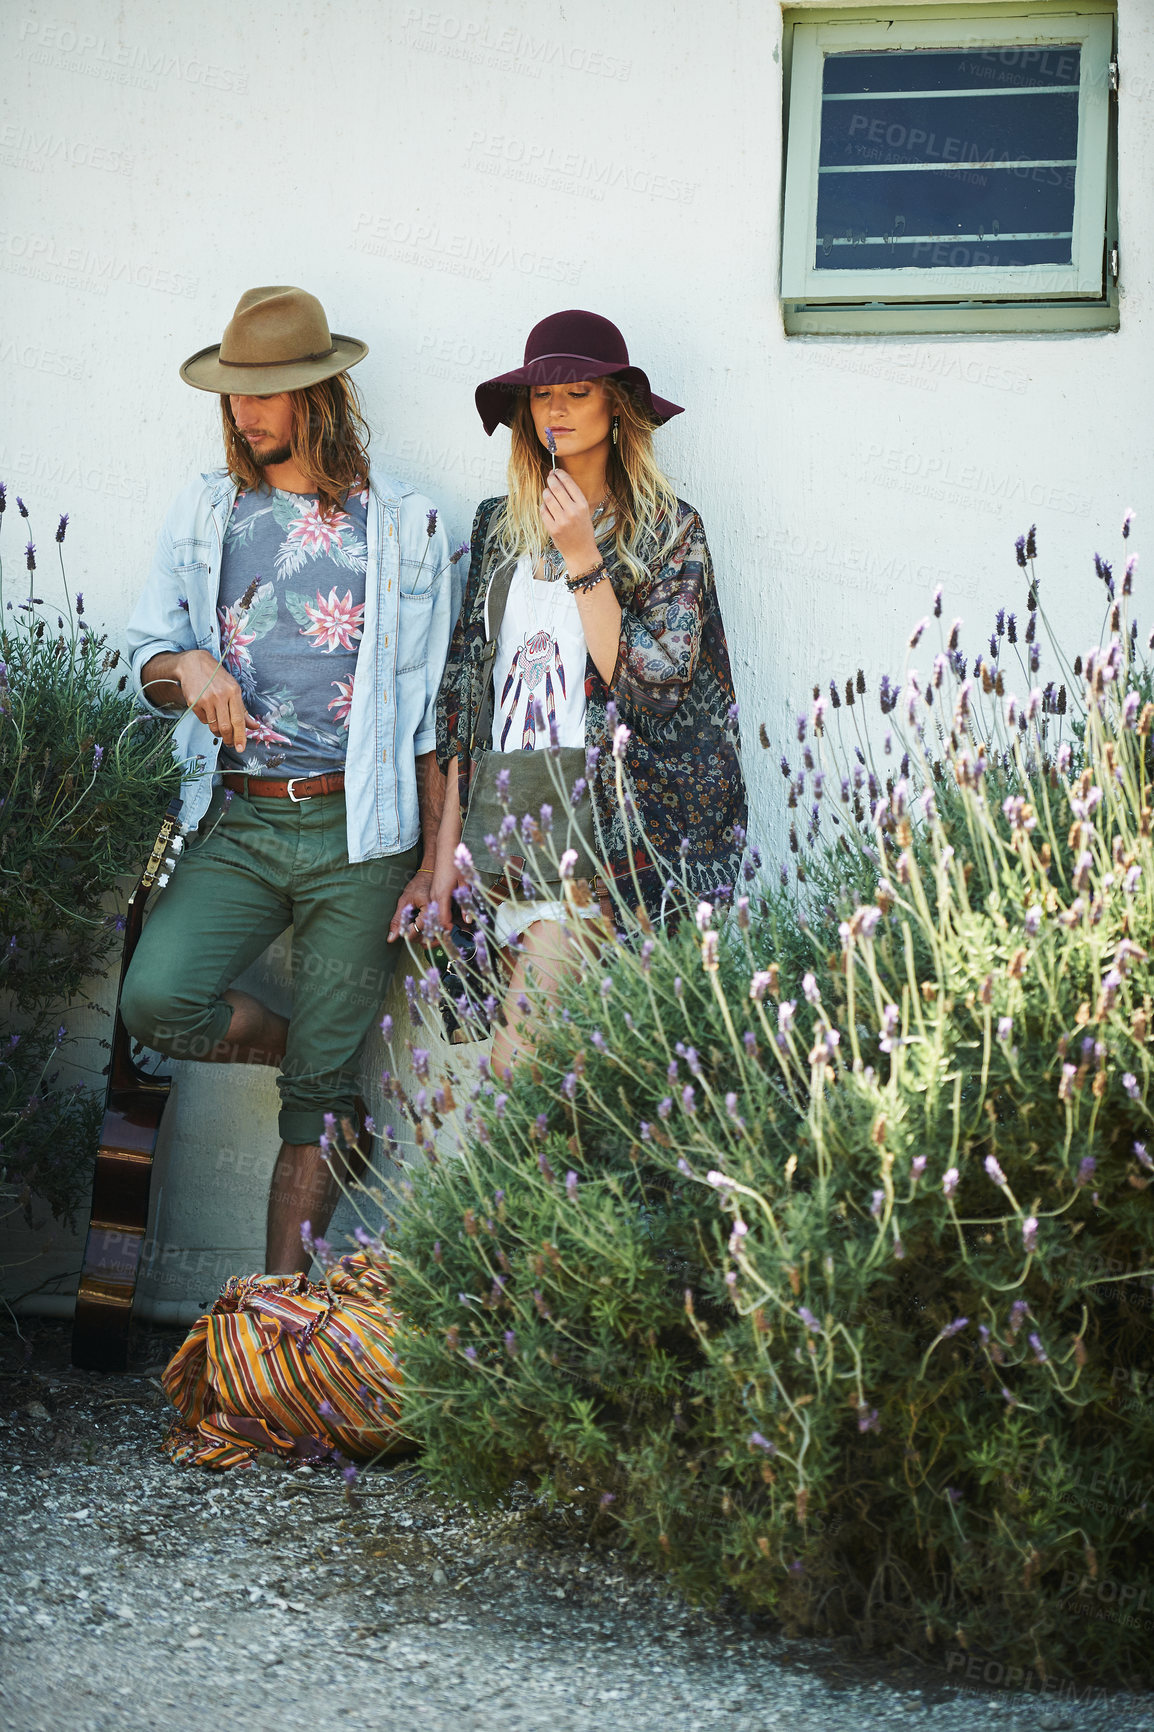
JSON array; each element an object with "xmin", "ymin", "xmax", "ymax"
[{"xmin": 780, "ymin": 3, "xmax": 1117, "ymax": 335}]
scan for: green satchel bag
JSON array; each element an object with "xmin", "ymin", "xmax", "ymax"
[{"xmin": 459, "ymin": 546, "xmax": 600, "ymax": 887}]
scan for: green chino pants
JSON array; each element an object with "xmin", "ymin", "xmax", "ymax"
[{"xmin": 120, "ymin": 788, "xmax": 418, "ymax": 1145}]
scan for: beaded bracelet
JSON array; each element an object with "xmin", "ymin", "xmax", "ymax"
[{"xmin": 565, "ymin": 561, "xmax": 607, "ymax": 595}]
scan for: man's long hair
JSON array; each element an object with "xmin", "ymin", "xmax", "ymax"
[
  {"xmin": 220, "ymin": 372, "xmax": 371, "ymax": 515},
  {"xmin": 498, "ymin": 377, "xmax": 680, "ymax": 585}
]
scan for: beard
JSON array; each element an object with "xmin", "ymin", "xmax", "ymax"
[{"xmin": 249, "ymin": 440, "xmax": 293, "ymax": 468}]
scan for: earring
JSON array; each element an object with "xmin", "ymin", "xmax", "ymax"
[{"xmin": 611, "ymin": 415, "xmax": 620, "ymax": 447}]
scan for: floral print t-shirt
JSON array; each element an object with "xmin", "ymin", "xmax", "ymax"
[{"xmin": 216, "ymin": 483, "xmax": 369, "ymax": 779}]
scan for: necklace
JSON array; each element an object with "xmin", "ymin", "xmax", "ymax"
[{"xmin": 539, "ymin": 495, "xmax": 612, "ymax": 583}]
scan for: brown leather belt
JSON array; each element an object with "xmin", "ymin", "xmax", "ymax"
[{"xmin": 221, "ymin": 771, "xmax": 345, "ymax": 802}]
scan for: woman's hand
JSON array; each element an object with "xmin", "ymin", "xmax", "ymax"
[
  {"xmin": 424, "ymin": 860, "xmax": 467, "ymax": 940},
  {"xmin": 416, "ymin": 758, "xmax": 466, "ymax": 941},
  {"xmin": 541, "ymin": 469, "xmax": 601, "ymax": 575}
]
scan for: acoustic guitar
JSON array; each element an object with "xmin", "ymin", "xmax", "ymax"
[{"xmin": 71, "ymin": 796, "xmax": 187, "ymax": 1373}]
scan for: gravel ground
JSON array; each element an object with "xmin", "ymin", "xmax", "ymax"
[{"xmin": 1, "ymin": 1320, "xmax": 1151, "ymax": 1732}]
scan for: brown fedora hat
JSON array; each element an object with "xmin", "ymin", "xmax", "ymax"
[
  {"xmin": 179, "ymin": 286, "xmax": 368, "ymax": 394},
  {"xmin": 475, "ymin": 309, "xmax": 683, "ymax": 436}
]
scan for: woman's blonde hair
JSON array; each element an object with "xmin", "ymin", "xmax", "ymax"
[
  {"xmin": 220, "ymin": 372, "xmax": 371, "ymax": 517},
  {"xmin": 498, "ymin": 377, "xmax": 680, "ymax": 585}
]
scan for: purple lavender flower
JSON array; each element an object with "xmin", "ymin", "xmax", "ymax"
[
  {"xmin": 92, "ymin": 744, "xmax": 104, "ymax": 771},
  {"xmin": 565, "ymin": 1169, "xmax": 579, "ymax": 1200},
  {"xmin": 1123, "ymin": 1073, "xmax": 1140, "ymax": 1100},
  {"xmin": 55, "ymin": 513, "xmax": 69, "ymax": 543},
  {"xmin": 941, "ymin": 1317, "xmax": 968, "ymax": 1339},
  {"xmin": 749, "ymin": 1432, "xmax": 776, "ymax": 1453},
  {"xmin": 1076, "ymin": 1156, "xmax": 1096, "ymax": 1187},
  {"xmin": 464, "ymin": 1346, "xmax": 478, "ymax": 1363},
  {"xmin": 870, "ymin": 1190, "xmax": 884, "ymax": 1219},
  {"xmin": 1029, "ymin": 1332, "xmax": 1047, "ymax": 1364},
  {"xmin": 1022, "ymin": 1215, "xmax": 1039, "ymax": 1253},
  {"xmin": 858, "ymin": 1407, "xmax": 880, "ymax": 1433},
  {"xmin": 879, "ymin": 1003, "xmax": 900, "ymax": 1054},
  {"xmin": 985, "ymin": 1154, "xmax": 1007, "ymax": 1187},
  {"xmin": 425, "ymin": 508, "xmax": 437, "ymax": 537},
  {"xmin": 1135, "ymin": 1141, "xmax": 1154, "ymax": 1171},
  {"xmin": 16, "ymin": 496, "xmax": 28, "ymax": 517},
  {"xmin": 942, "ymin": 1167, "xmax": 959, "ymax": 1199},
  {"xmin": 25, "ymin": 540, "xmax": 35, "ymax": 572},
  {"xmin": 911, "ymin": 1155, "xmax": 927, "ymax": 1181},
  {"xmin": 997, "ymin": 1016, "xmax": 1013, "ymax": 1043},
  {"xmin": 1009, "ymin": 1299, "xmax": 1028, "ymax": 1334},
  {"xmin": 545, "ymin": 427, "xmax": 557, "ymax": 465},
  {"xmin": 797, "ymin": 1306, "xmax": 819, "ymax": 1331},
  {"xmin": 504, "ymin": 1330, "xmax": 517, "ymax": 1356}
]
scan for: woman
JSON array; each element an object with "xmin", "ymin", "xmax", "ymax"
[{"xmin": 427, "ymin": 308, "xmax": 746, "ymax": 1078}]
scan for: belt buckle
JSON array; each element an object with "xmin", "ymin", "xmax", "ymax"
[{"xmin": 286, "ymin": 777, "xmax": 312, "ymax": 803}]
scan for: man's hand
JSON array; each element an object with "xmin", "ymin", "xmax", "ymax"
[
  {"xmin": 142, "ymin": 649, "xmax": 254, "ymax": 752},
  {"xmin": 388, "ymin": 867, "xmax": 435, "ymax": 943}
]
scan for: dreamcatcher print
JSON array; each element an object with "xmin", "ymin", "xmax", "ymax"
[{"xmin": 499, "ymin": 626, "xmax": 568, "ymax": 750}]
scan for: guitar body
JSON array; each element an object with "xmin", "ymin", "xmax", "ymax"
[{"xmin": 71, "ymin": 798, "xmax": 185, "ymax": 1373}]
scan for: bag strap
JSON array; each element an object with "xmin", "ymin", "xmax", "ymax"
[{"xmin": 469, "ymin": 516, "xmax": 521, "ymax": 755}]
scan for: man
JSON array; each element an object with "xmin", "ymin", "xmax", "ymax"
[{"xmin": 122, "ymin": 285, "xmax": 459, "ymax": 1273}]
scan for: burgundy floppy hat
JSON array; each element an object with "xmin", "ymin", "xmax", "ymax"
[{"xmin": 474, "ymin": 309, "xmax": 684, "ymax": 436}]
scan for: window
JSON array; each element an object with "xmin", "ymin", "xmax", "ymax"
[{"xmin": 781, "ymin": 6, "xmax": 1116, "ymax": 334}]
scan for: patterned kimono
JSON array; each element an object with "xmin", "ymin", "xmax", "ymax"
[{"xmin": 435, "ymin": 496, "xmax": 747, "ymax": 917}]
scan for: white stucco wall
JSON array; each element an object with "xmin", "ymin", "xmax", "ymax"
[{"xmin": 3, "ymin": 0, "xmax": 1153, "ymax": 1312}]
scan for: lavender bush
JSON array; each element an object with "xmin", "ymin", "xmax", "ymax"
[
  {"xmin": 1, "ymin": 490, "xmax": 177, "ymax": 1223},
  {"xmin": 363, "ymin": 517, "xmax": 1154, "ymax": 1680}
]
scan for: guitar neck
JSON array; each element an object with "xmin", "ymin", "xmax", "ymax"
[{"xmin": 107, "ymin": 797, "xmax": 185, "ymax": 1095}]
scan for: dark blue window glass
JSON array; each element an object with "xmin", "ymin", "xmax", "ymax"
[{"xmin": 814, "ymin": 45, "xmax": 1080, "ymax": 272}]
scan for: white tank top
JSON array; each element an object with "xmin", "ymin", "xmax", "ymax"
[{"xmin": 491, "ymin": 554, "xmax": 588, "ymax": 752}]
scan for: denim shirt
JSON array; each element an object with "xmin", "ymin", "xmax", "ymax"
[{"xmin": 126, "ymin": 467, "xmax": 461, "ymax": 864}]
